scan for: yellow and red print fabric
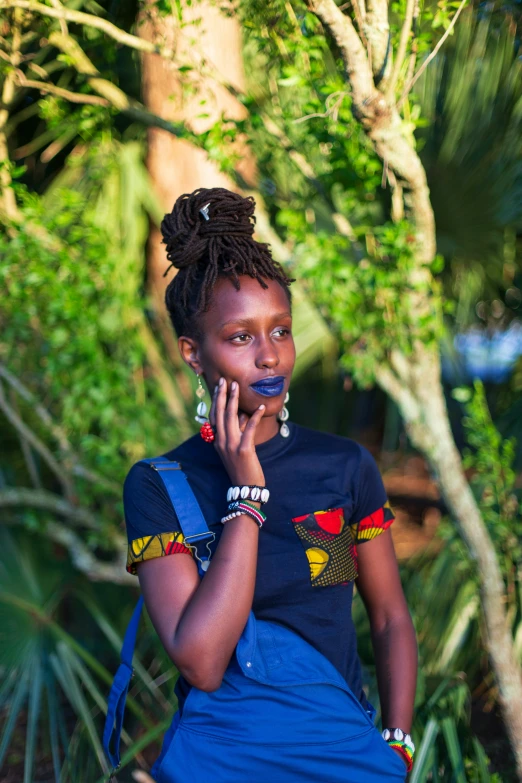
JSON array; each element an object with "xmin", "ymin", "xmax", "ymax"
[
  {"xmin": 126, "ymin": 531, "xmax": 193, "ymax": 575},
  {"xmin": 356, "ymin": 500, "xmax": 395, "ymax": 541},
  {"xmin": 292, "ymin": 502, "xmax": 394, "ymax": 587}
]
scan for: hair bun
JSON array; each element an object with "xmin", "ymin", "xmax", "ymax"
[{"xmin": 161, "ymin": 187, "xmax": 256, "ymax": 273}]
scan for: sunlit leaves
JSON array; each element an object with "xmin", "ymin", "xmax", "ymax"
[
  {"xmin": 456, "ymin": 381, "xmax": 522, "ymax": 573},
  {"xmin": 0, "ymin": 146, "xmax": 188, "ymax": 539},
  {"xmin": 295, "ymin": 221, "xmax": 445, "ymax": 386}
]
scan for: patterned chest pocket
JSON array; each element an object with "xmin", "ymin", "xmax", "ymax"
[{"xmin": 291, "ymin": 508, "xmax": 358, "ymax": 587}]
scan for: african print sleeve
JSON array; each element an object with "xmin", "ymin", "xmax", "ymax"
[
  {"xmin": 123, "ymin": 461, "xmax": 194, "ymax": 575},
  {"xmin": 350, "ymin": 445, "xmax": 395, "ymax": 544}
]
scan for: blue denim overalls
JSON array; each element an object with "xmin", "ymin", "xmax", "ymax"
[{"xmin": 103, "ymin": 457, "xmax": 407, "ymax": 782}]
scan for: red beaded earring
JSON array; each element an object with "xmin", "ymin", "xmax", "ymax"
[{"xmin": 195, "ymin": 375, "xmax": 215, "ymax": 443}]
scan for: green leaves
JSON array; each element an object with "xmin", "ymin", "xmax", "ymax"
[
  {"xmin": 415, "ymin": 10, "xmax": 522, "ymax": 316},
  {"xmin": 295, "ymin": 221, "xmax": 445, "ymax": 387},
  {"xmin": 0, "ymin": 529, "xmax": 176, "ymax": 782},
  {"xmin": 458, "ymin": 380, "xmax": 522, "ymax": 573},
  {"xmin": 1, "ymin": 143, "xmax": 191, "ymax": 545}
]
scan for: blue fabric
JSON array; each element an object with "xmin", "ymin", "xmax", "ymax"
[
  {"xmin": 106, "ymin": 455, "xmax": 406, "ymax": 782},
  {"xmin": 102, "ymin": 595, "xmax": 144, "ymax": 770},
  {"xmin": 139, "ymin": 457, "xmax": 215, "ymax": 575},
  {"xmin": 151, "ymin": 611, "xmax": 407, "ymax": 782},
  {"xmin": 103, "ymin": 459, "xmax": 213, "ymax": 771}
]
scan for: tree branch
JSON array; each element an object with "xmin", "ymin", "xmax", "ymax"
[
  {"xmin": 0, "ymin": 0, "xmax": 176, "ymax": 60},
  {"xmin": 385, "ymin": 0, "xmax": 415, "ymax": 99},
  {"xmin": 309, "ymin": 0, "xmax": 436, "ymax": 263},
  {"xmin": 48, "ymin": 0, "xmax": 67, "ymax": 36},
  {"xmin": 374, "ymin": 364, "xmax": 420, "ymax": 421},
  {"xmin": 9, "ymin": 388, "xmax": 43, "ymax": 490},
  {"xmin": 15, "ymin": 73, "xmax": 110, "ymax": 106},
  {"xmin": 0, "ymin": 486, "xmax": 106, "ymax": 532},
  {"xmin": 46, "ymin": 524, "xmax": 130, "ymax": 583},
  {"xmin": 0, "ymin": 364, "xmax": 121, "ymax": 494},
  {"xmin": 1, "ymin": 487, "xmax": 130, "ymax": 580},
  {"xmin": 0, "ymin": 8, "xmax": 23, "ymax": 221},
  {"xmin": 363, "ymin": 0, "xmax": 390, "ymax": 81},
  {"xmin": 261, "ymin": 113, "xmax": 357, "ymax": 241},
  {"xmin": 4, "ymin": 513, "xmax": 132, "ymax": 584},
  {"xmin": 348, "ymin": 0, "xmax": 368, "ymax": 49},
  {"xmin": 47, "ymin": 31, "xmax": 186, "ymax": 137},
  {"xmin": 401, "ymin": 0, "xmax": 467, "ymax": 98},
  {"xmin": 0, "ymin": 379, "xmax": 76, "ymax": 501},
  {"xmin": 397, "ymin": 0, "xmax": 419, "ymax": 109},
  {"xmin": 309, "ymin": 0, "xmax": 376, "ymax": 103}
]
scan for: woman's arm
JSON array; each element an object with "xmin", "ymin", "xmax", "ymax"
[
  {"xmin": 137, "ymin": 378, "xmax": 266, "ymax": 692},
  {"xmin": 356, "ymin": 529, "xmax": 417, "ymax": 731}
]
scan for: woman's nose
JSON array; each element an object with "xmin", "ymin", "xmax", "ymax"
[{"xmin": 255, "ymin": 338, "xmax": 279, "ymax": 369}]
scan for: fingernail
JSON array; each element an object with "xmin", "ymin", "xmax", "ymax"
[
  {"xmin": 231, "ymin": 381, "xmax": 237, "ymax": 391},
  {"xmin": 259, "ymin": 404, "xmax": 265, "ymax": 410},
  {"xmin": 219, "ymin": 377, "xmax": 224, "ymax": 387}
]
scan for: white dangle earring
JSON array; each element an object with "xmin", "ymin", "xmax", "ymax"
[
  {"xmin": 278, "ymin": 392, "xmax": 290, "ymax": 438},
  {"xmin": 195, "ymin": 375, "xmax": 207, "ymax": 423},
  {"xmin": 195, "ymin": 374, "xmax": 215, "ymax": 442}
]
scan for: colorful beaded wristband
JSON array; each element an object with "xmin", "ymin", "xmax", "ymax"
[
  {"xmin": 382, "ymin": 728, "xmax": 415, "ymax": 773},
  {"xmin": 221, "ymin": 500, "xmax": 267, "ymax": 528},
  {"xmin": 388, "ymin": 742, "xmax": 413, "ymax": 772}
]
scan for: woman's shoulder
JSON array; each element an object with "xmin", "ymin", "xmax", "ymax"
[
  {"xmin": 123, "ymin": 433, "xmax": 206, "ymax": 494},
  {"xmin": 127, "ymin": 433, "xmax": 206, "ymax": 473}
]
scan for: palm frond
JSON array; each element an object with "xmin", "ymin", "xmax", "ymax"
[{"xmin": 416, "ymin": 10, "xmax": 522, "ymax": 303}]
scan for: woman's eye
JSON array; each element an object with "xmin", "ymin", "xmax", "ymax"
[
  {"xmin": 273, "ymin": 328, "xmax": 290, "ymax": 338},
  {"xmin": 230, "ymin": 334, "xmax": 251, "ymax": 343}
]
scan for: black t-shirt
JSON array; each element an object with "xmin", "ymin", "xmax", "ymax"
[{"xmin": 124, "ymin": 422, "xmax": 395, "ymax": 706}]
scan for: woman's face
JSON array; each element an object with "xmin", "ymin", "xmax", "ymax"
[{"xmin": 179, "ymin": 275, "xmax": 296, "ymax": 422}]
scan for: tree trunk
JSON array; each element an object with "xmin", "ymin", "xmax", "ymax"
[
  {"xmin": 309, "ymin": 0, "xmax": 522, "ymax": 771},
  {"xmin": 377, "ymin": 345, "xmax": 522, "ymax": 771},
  {"xmin": 407, "ymin": 349, "xmax": 522, "ymax": 766},
  {"xmin": 138, "ymin": 0, "xmax": 256, "ymax": 394},
  {"xmin": 139, "ymin": 0, "xmax": 254, "ymax": 302}
]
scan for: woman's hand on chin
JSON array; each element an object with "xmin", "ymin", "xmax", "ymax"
[{"xmin": 209, "ymin": 377, "xmax": 266, "ymax": 488}]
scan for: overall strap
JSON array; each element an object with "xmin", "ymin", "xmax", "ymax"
[
  {"xmin": 103, "ymin": 457, "xmax": 214, "ymax": 777},
  {"xmin": 103, "ymin": 595, "xmax": 144, "ymax": 773},
  {"xmin": 140, "ymin": 457, "xmax": 215, "ymax": 575}
]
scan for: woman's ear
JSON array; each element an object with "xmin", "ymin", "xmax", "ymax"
[{"xmin": 178, "ymin": 336, "xmax": 202, "ymax": 375}]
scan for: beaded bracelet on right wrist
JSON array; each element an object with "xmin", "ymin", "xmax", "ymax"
[
  {"xmin": 221, "ymin": 500, "xmax": 267, "ymax": 528},
  {"xmin": 382, "ymin": 728, "xmax": 415, "ymax": 772},
  {"xmin": 227, "ymin": 485, "xmax": 270, "ymax": 504}
]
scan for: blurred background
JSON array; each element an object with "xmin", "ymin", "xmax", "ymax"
[{"xmin": 0, "ymin": 0, "xmax": 521, "ymax": 780}]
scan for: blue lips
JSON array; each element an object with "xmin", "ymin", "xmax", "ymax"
[{"xmin": 250, "ymin": 376, "xmax": 285, "ymax": 397}]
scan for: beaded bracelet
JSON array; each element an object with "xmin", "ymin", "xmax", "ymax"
[
  {"xmin": 387, "ymin": 742, "xmax": 413, "ymax": 772},
  {"xmin": 221, "ymin": 500, "xmax": 267, "ymax": 528},
  {"xmin": 227, "ymin": 485, "xmax": 270, "ymax": 504},
  {"xmin": 382, "ymin": 728, "xmax": 415, "ymax": 773}
]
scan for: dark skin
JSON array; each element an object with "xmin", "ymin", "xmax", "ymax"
[{"xmin": 137, "ymin": 275, "xmax": 417, "ymax": 763}]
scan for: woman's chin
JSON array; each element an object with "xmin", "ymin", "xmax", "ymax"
[{"xmin": 240, "ymin": 396, "xmax": 284, "ymax": 418}]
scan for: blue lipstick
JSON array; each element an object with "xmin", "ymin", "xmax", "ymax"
[{"xmin": 250, "ymin": 376, "xmax": 285, "ymax": 398}]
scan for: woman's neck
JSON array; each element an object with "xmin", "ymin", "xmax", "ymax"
[{"xmin": 253, "ymin": 414, "xmax": 280, "ymax": 446}]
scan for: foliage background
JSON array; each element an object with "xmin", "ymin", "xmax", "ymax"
[{"xmin": 0, "ymin": 0, "xmax": 521, "ymax": 780}]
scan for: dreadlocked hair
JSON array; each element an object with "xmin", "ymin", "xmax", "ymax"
[{"xmin": 161, "ymin": 187, "xmax": 294, "ymax": 338}]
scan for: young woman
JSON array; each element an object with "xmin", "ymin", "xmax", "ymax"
[{"xmin": 123, "ymin": 187, "xmax": 418, "ymax": 781}]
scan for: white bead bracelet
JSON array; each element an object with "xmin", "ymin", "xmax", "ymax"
[{"xmin": 226, "ymin": 485, "xmax": 270, "ymax": 504}]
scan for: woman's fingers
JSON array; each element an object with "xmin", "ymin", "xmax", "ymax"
[
  {"xmin": 241, "ymin": 404, "xmax": 265, "ymax": 449},
  {"xmin": 225, "ymin": 381, "xmax": 241, "ymax": 443},
  {"xmin": 214, "ymin": 377, "xmax": 227, "ymax": 444},
  {"xmin": 208, "ymin": 382, "xmax": 218, "ymax": 430},
  {"xmin": 238, "ymin": 412, "xmax": 249, "ymax": 433}
]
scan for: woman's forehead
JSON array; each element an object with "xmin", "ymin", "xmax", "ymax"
[{"xmin": 207, "ymin": 276, "xmax": 291, "ymax": 325}]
